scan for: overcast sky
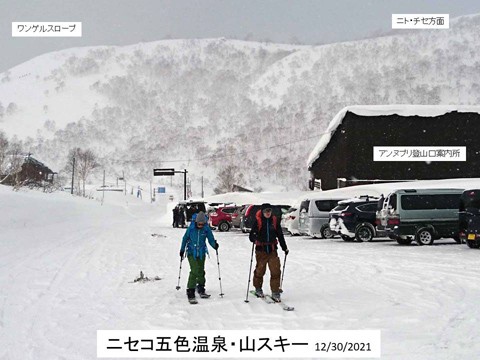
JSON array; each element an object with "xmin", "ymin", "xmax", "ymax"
[{"xmin": 1, "ymin": 0, "xmax": 480, "ymax": 73}]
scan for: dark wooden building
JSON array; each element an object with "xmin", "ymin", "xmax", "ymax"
[
  {"xmin": 232, "ymin": 184, "xmax": 253, "ymax": 192},
  {"xmin": 1, "ymin": 155, "xmax": 55, "ymax": 186},
  {"xmin": 307, "ymin": 105, "xmax": 480, "ymax": 190}
]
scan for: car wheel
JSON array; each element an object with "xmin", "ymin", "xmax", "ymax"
[
  {"xmin": 453, "ymin": 235, "xmax": 461, "ymax": 244},
  {"xmin": 466, "ymin": 240, "xmax": 480, "ymax": 249},
  {"xmin": 415, "ymin": 228, "xmax": 434, "ymax": 246},
  {"xmin": 355, "ymin": 225, "xmax": 374, "ymax": 242},
  {"xmin": 219, "ymin": 221, "xmax": 230, "ymax": 232},
  {"xmin": 321, "ymin": 224, "xmax": 333, "ymax": 239},
  {"xmin": 396, "ymin": 238, "xmax": 412, "ymax": 245},
  {"xmin": 341, "ymin": 235, "xmax": 354, "ymax": 242}
]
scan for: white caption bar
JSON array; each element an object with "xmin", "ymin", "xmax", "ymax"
[
  {"xmin": 97, "ymin": 330, "xmax": 381, "ymax": 358},
  {"xmin": 373, "ymin": 146, "xmax": 466, "ymax": 162},
  {"xmin": 12, "ymin": 22, "xmax": 82, "ymax": 37},
  {"xmin": 392, "ymin": 14, "xmax": 449, "ymax": 29}
]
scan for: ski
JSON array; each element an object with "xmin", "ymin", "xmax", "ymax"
[
  {"xmin": 265, "ymin": 295, "xmax": 295, "ymax": 311},
  {"xmin": 249, "ymin": 290, "xmax": 275, "ymax": 304}
]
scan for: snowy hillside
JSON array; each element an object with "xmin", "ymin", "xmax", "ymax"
[
  {"xmin": 2, "ymin": 183, "xmax": 480, "ymax": 359},
  {"xmin": 1, "ymin": 14, "xmax": 480, "ymax": 192}
]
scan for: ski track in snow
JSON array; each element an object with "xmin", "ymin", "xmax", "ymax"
[{"xmin": 1, "ymin": 189, "xmax": 480, "ymax": 359}]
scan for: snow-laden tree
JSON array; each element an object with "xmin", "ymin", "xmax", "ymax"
[
  {"xmin": 77, "ymin": 149, "xmax": 100, "ymax": 197},
  {"xmin": 64, "ymin": 148, "xmax": 82, "ymax": 195},
  {"xmin": 213, "ymin": 165, "xmax": 245, "ymax": 194},
  {"xmin": 6, "ymin": 102, "xmax": 17, "ymax": 115},
  {"xmin": 0, "ymin": 131, "xmax": 9, "ymax": 176},
  {"xmin": 64, "ymin": 148, "xmax": 99, "ymax": 196},
  {"xmin": 7, "ymin": 141, "xmax": 24, "ymax": 187}
]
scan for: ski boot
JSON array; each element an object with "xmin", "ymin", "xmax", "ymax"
[
  {"xmin": 271, "ymin": 292, "xmax": 281, "ymax": 302},
  {"xmin": 197, "ymin": 285, "xmax": 211, "ymax": 299},
  {"xmin": 187, "ymin": 288, "xmax": 198, "ymax": 304},
  {"xmin": 254, "ymin": 288, "xmax": 265, "ymax": 298}
]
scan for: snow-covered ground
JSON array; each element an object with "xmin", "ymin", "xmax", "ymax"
[{"xmin": 1, "ymin": 185, "xmax": 480, "ymax": 360}]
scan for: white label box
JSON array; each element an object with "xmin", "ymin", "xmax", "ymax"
[
  {"xmin": 373, "ymin": 146, "xmax": 466, "ymax": 161},
  {"xmin": 12, "ymin": 22, "xmax": 82, "ymax": 37}
]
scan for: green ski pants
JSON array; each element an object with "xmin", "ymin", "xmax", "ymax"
[{"xmin": 187, "ymin": 255, "xmax": 206, "ymax": 289}]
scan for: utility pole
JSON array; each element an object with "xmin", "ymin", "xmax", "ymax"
[
  {"xmin": 71, "ymin": 156, "xmax": 75, "ymax": 195},
  {"xmin": 150, "ymin": 180, "xmax": 153, "ymax": 203},
  {"xmin": 201, "ymin": 176, "xmax": 204, "ymax": 198},
  {"xmin": 101, "ymin": 169, "xmax": 105, "ymax": 205},
  {"xmin": 184, "ymin": 169, "xmax": 187, "ymax": 200},
  {"xmin": 123, "ymin": 170, "xmax": 126, "ymax": 195}
]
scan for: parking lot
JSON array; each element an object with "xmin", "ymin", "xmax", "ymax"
[{"xmin": 2, "ymin": 188, "xmax": 479, "ymax": 360}]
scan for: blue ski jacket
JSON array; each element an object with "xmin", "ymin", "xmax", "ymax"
[{"xmin": 180, "ymin": 214, "xmax": 216, "ymax": 259}]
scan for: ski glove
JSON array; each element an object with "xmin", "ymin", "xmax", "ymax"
[
  {"xmin": 180, "ymin": 250, "xmax": 185, "ymax": 258},
  {"xmin": 213, "ymin": 242, "xmax": 219, "ymax": 250}
]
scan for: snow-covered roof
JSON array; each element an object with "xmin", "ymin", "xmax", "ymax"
[
  {"xmin": 2, "ymin": 154, "xmax": 54, "ymax": 175},
  {"xmin": 306, "ymin": 182, "xmax": 397, "ymax": 201},
  {"xmin": 307, "ymin": 105, "xmax": 480, "ymax": 168},
  {"xmin": 202, "ymin": 190, "xmax": 311, "ymax": 206},
  {"xmin": 304, "ymin": 178, "xmax": 480, "ymax": 202},
  {"xmin": 178, "ymin": 199, "xmax": 206, "ymax": 204},
  {"xmin": 338, "ymin": 196, "xmax": 380, "ymax": 204}
]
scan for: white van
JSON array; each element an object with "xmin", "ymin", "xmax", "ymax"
[
  {"xmin": 297, "ymin": 198, "xmax": 311, "ymax": 236},
  {"xmin": 307, "ymin": 197, "xmax": 346, "ymax": 238}
]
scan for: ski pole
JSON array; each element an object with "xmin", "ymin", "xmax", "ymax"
[
  {"xmin": 215, "ymin": 248, "xmax": 224, "ymax": 297},
  {"xmin": 176, "ymin": 239, "xmax": 189, "ymax": 290},
  {"xmin": 244, "ymin": 242, "xmax": 255, "ymax": 303},
  {"xmin": 175, "ymin": 255, "xmax": 184, "ymax": 290},
  {"xmin": 280, "ymin": 251, "xmax": 287, "ymax": 293}
]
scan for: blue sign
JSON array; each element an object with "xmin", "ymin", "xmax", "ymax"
[{"xmin": 157, "ymin": 187, "xmax": 166, "ymax": 194}]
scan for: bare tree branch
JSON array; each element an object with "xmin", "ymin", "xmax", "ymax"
[{"xmin": 213, "ymin": 165, "xmax": 245, "ymax": 194}]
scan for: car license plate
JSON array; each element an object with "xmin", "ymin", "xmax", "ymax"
[{"xmin": 468, "ymin": 233, "xmax": 475, "ymax": 240}]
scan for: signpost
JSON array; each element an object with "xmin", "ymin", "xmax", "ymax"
[{"xmin": 153, "ymin": 168, "xmax": 188, "ymax": 200}]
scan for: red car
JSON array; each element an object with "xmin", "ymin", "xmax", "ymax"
[{"xmin": 209, "ymin": 206, "xmax": 237, "ymax": 231}]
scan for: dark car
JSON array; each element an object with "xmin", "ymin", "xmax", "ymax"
[
  {"xmin": 329, "ymin": 196, "xmax": 381, "ymax": 242},
  {"xmin": 231, "ymin": 205, "xmax": 246, "ymax": 229},
  {"xmin": 241, "ymin": 204, "xmax": 291, "ymax": 233},
  {"xmin": 178, "ymin": 201, "xmax": 207, "ymax": 222},
  {"xmin": 459, "ymin": 189, "xmax": 480, "ymax": 248}
]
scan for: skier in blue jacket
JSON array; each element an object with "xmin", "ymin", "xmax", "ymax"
[{"xmin": 180, "ymin": 211, "xmax": 219, "ymax": 302}]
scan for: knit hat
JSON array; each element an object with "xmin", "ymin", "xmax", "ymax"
[
  {"xmin": 195, "ymin": 211, "xmax": 207, "ymax": 224},
  {"xmin": 261, "ymin": 203, "xmax": 273, "ymax": 211}
]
